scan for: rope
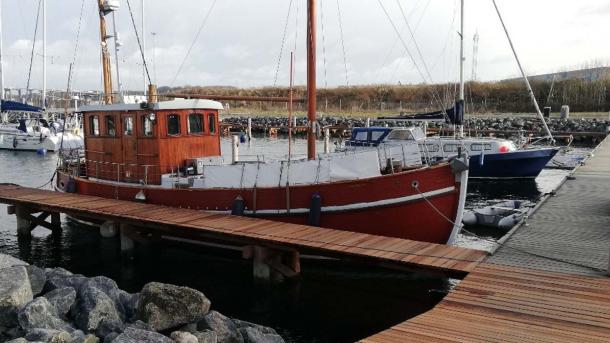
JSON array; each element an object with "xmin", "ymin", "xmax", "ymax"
[
  {"xmin": 413, "ymin": 184, "xmax": 606, "ymax": 273},
  {"xmin": 126, "ymin": 0, "xmax": 153, "ymax": 85},
  {"xmin": 169, "ymin": 0, "xmax": 218, "ymax": 87},
  {"xmin": 273, "ymin": 0, "xmax": 294, "ymax": 87},
  {"xmin": 320, "ymin": 0, "xmax": 329, "ymax": 89},
  {"xmin": 336, "ymin": 0, "xmax": 349, "ymax": 86},
  {"xmin": 26, "ymin": 0, "xmax": 42, "ymax": 97}
]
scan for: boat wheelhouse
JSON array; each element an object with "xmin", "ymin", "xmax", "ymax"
[{"xmin": 78, "ymin": 99, "xmax": 222, "ymax": 185}]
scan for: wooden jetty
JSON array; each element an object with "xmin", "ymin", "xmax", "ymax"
[
  {"xmin": 0, "ymin": 184, "xmax": 486, "ymax": 280},
  {"xmin": 362, "ymin": 135, "xmax": 610, "ymax": 342}
]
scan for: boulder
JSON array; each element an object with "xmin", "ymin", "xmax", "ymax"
[
  {"xmin": 112, "ymin": 327, "xmax": 173, "ymax": 343},
  {"xmin": 232, "ymin": 320, "xmax": 278, "ymax": 335},
  {"xmin": 240, "ymin": 327, "xmax": 284, "ymax": 343},
  {"xmin": 73, "ymin": 286, "xmax": 122, "ymax": 333},
  {"xmin": 18, "ymin": 297, "xmax": 72, "ymax": 332},
  {"xmin": 43, "ymin": 287, "xmax": 76, "ymax": 317},
  {"xmin": 71, "ymin": 330, "xmax": 100, "ymax": 343},
  {"xmin": 25, "ymin": 265, "xmax": 47, "ymax": 296},
  {"xmin": 5, "ymin": 338, "xmax": 28, "ymax": 343},
  {"xmin": 103, "ymin": 332, "xmax": 120, "ymax": 343},
  {"xmin": 44, "ymin": 268, "xmax": 73, "ymax": 279},
  {"xmin": 95, "ymin": 318, "xmax": 126, "ymax": 339},
  {"xmin": 24, "ymin": 328, "xmax": 72, "ymax": 343},
  {"xmin": 197, "ymin": 311, "xmax": 243, "ymax": 343},
  {"xmin": 193, "ymin": 330, "xmax": 219, "ymax": 343},
  {"xmin": 117, "ymin": 291, "xmax": 138, "ymax": 322},
  {"xmin": 0, "ymin": 266, "xmax": 33, "ymax": 327},
  {"xmin": 170, "ymin": 331, "xmax": 199, "ymax": 343},
  {"xmin": 137, "ymin": 282, "xmax": 211, "ymax": 331},
  {"xmin": 83, "ymin": 277, "xmax": 129, "ymax": 320},
  {"xmin": 0, "ymin": 254, "xmax": 28, "ymax": 269},
  {"xmin": 44, "ymin": 275, "xmax": 88, "ymax": 294}
]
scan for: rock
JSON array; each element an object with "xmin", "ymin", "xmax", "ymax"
[
  {"xmin": 239, "ymin": 327, "xmax": 284, "ymax": 343},
  {"xmin": 137, "ymin": 282, "xmax": 211, "ymax": 331},
  {"xmin": 117, "ymin": 291, "xmax": 138, "ymax": 322},
  {"xmin": 232, "ymin": 320, "xmax": 278, "ymax": 336},
  {"xmin": 24, "ymin": 328, "xmax": 72, "ymax": 343},
  {"xmin": 112, "ymin": 327, "xmax": 173, "ymax": 343},
  {"xmin": 0, "ymin": 254, "xmax": 28, "ymax": 269},
  {"xmin": 18, "ymin": 297, "xmax": 72, "ymax": 332},
  {"xmin": 197, "ymin": 311, "xmax": 243, "ymax": 343},
  {"xmin": 178, "ymin": 322, "xmax": 198, "ymax": 333},
  {"xmin": 73, "ymin": 286, "xmax": 122, "ymax": 333},
  {"xmin": 193, "ymin": 330, "xmax": 218, "ymax": 343},
  {"xmin": 25, "ymin": 265, "xmax": 47, "ymax": 296},
  {"xmin": 0, "ymin": 266, "xmax": 33, "ymax": 327},
  {"xmin": 125, "ymin": 320, "xmax": 153, "ymax": 332},
  {"xmin": 95, "ymin": 318, "xmax": 125, "ymax": 339},
  {"xmin": 43, "ymin": 287, "xmax": 76, "ymax": 317},
  {"xmin": 5, "ymin": 338, "xmax": 28, "ymax": 343},
  {"xmin": 103, "ymin": 332, "xmax": 119, "ymax": 343},
  {"xmin": 83, "ymin": 277, "xmax": 128, "ymax": 320},
  {"xmin": 72, "ymin": 330, "xmax": 99, "ymax": 343},
  {"xmin": 44, "ymin": 275, "xmax": 88, "ymax": 294},
  {"xmin": 44, "ymin": 268, "xmax": 73, "ymax": 279},
  {"xmin": 170, "ymin": 331, "xmax": 199, "ymax": 343}
]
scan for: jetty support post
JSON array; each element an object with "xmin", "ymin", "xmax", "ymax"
[
  {"xmin": 10, "ymin": 205, "xmax": 62, "ymax": 237},
  {"xmin": 247, "ymin": 118, "xmax": 252, "ymax": 140},
  {"xmin": 243, "ymin": 246, "xmax": 301, "ymax": 284}
]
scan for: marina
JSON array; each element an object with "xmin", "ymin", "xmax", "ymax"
[{"xmin": 0, "ymin": 0, "xmax": 609, "ymax": 342}]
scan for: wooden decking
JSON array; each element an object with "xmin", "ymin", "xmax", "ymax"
[
  {"xmin": 0, "ymin": 184, "xmax": 486, "ymax": 276},
  {"xmin": 362, "ymin": 263, "xmax": 610, "ymax": 343}
]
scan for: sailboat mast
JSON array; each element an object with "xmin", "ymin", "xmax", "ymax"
[
  {"xmin": 307, "ymin": 0, "xmax": 317, "ymax": 160},
  {"xmin": 97, "ymin": 0, "xmax": 114, "ymax": 104},
  {"xmin": 458, "ymin": 0, "xmax": 465, "ymax": 138},
  {"xmin": 42, "ymin": 0, "xmax": 46, "ymax": 109}
]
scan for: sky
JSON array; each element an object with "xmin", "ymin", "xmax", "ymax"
[{"xmin": 1, "ymin": 0, "xmax": 609, "ymax": 93}]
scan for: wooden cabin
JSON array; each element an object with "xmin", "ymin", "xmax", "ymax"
[{"xmin": 81, "ymin": 99, "xmax": 224, "ymax": 184}]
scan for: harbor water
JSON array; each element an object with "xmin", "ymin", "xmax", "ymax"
[{"xmin": 0, "ymin": 138, "xmax": 573, "ymax": 342}]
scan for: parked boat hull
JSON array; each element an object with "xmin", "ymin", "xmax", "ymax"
[
  {"xmin": 468, "ymin": 148, "xmax": 558, "ymax": 178},
  {"xmin": 57, "ymin": 163, "xmax": 464, "ymax": 244}
]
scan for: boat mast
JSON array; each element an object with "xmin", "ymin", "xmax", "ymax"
[
  {"xmin": 42, "ymin": 0, "xmax": 46, "ymax": 109},
  {"xmin": 97, "ymin": 0, "xmax": 114, "ymax": 104},
  {"xmin": 307, "ymin": 0, "xmax": 317, "ymax": 160},
  {"xmin": 491, "ymin": 0, "xmax": 554, "ymax": 143},
  {"xmin": 458, "ymin": 0, "xmax": 465, "ymax": 138}
]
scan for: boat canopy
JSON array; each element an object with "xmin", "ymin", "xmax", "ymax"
[
  {"xmin": 378, "ymin": 100, "xmax": 464, "ymax": 125},
  {"xmin": 1, "ymin": 100, "xmax": 42, "ymax": 113}
]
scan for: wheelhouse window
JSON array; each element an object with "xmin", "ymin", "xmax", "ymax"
[
  {"xmin": 387, "ymin": 130, "xmax": 414, "ymax": 141},
  {"xmin": 208, "ymin": 113, "xmax": 216, "ymax": 134},
  {"xmin": 167, "ymin": 114, "xmax": 181, "ymax": 136},
  {"xmin": 188, "ymin": 113, "xmax": 204, "ymax": 134},
  {"xmin": 443, "ymin": 144, "xmax": 459, "ymax": 153},
  {"xmin": 424, "ymin": 143, "xmax": 439, "ymax": 152},
  {"xmin": 105, "ymin": 116, "xmax": 116, "ymax": 136},
  {"xmin": 123, "ymin": 117, "xmax": 133, "ymax": 136},
  {"xmin": 89, "ymin": 115, "xmax": 100, "ymax": 136},
  {"xmin": 354, "ymin": 131, "xmax": 368, "ymax": 141},
  {"xmin": 370, "ymin": 130, "xmax": 386, "ymax": 142},
  {"xmin": 141, "ymin": 116, "xmax": 154, "ymax": 137},
  {"xmin": 470, "ymin": 143, "xmax": 492, "ymax": 152}
]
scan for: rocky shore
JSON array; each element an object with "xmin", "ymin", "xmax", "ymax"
[
  {"xmin": 222, "ymin": 116, "xmax": 610, "ymax": 135},
  {"xmin": 0, "ymin": 254, "xmax": 284, "ymax": 343}
]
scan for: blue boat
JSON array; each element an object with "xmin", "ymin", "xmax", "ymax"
[{"xmin": 345, "ymin": 126, "xmax": 558, "ymax": 179}]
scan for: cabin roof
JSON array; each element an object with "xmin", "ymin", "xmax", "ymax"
[{"xmin": 80, "ymin": 99, "xmax": 224, "ymax": 112}]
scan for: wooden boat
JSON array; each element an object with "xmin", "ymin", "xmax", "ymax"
[{"xmin": 55, "ymin": 0, "xmax": 469, "ymax": 245}]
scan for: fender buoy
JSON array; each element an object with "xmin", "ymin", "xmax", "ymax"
[{"xmin": 12, "ymin": 137, "xmax": 18, "ymax": 149}]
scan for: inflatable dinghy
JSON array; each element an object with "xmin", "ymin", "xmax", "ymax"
[{"xmin": 463, "ymin": 200, "xmax": 532, "ymax": 230}]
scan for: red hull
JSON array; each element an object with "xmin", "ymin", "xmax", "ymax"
[{"xmin": 57, "ymin": 163, "xmax": 461, "ymax": 244}]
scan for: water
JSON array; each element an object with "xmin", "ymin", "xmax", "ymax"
[{"xmin": 0, "ymin": 138, "xmax": 574, "ymax": 342}]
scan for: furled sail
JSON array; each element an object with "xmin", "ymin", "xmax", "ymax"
[
  {"xmin": 1, "ymin": 100, "xmax": 43, "ymax": 113},
  {"xmin": 378, "ymin": 100, "xmax": 464, "ymax": 125}
]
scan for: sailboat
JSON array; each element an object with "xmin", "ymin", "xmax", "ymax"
[
  {"xmin": 370, "ymin": 0, "xmax": 558, "ymax": 179},
  {"xmin": 0, "ymin": 0, "xmax": 84, "ymax": 152},
  {"xmin": 55, "ymin": 0, "xmax": 469, "ymax": 245}
]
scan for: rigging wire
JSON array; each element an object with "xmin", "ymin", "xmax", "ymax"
[
  {"xmin": 335, "ymin": 0, "xmax": 349, "ymax": 86},
  {"xmin": 126, "ymin": 0, "xmax": 153, "ymax": 86},
  {"xmin": 377, "ymin": 0, "xmax": 445, "ymax": 112},
  {"xmin": 25, "ymin": 0, "xmax": 42, "ymax": 97},
  {"xmin": 319, "ymin": 0, "xmax": 328, "ymax": 89},
  {"xmin": 273, "ymin": 0, "xmax": 294, "ymax": 87},
  {"xmin": 169, "ymin": 0, "xmax": 218, "ymax": 87},
  {"xmin": 68, "ymin": 0, "xmax": 86, "ymax": 87}
]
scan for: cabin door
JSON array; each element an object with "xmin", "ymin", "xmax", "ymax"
[{"xmin": 122, "ymin": 114, "xmax": 138, "ymax": 182}]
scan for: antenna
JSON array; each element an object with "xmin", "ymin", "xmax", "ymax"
[{"xmin": 471, "ymin": 31, "xmax": 479, "ymax": 81}]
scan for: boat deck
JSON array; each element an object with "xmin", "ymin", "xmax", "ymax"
[{"xmin": 0, "ymin": 184, "xmax": 486, "ymax": 276}]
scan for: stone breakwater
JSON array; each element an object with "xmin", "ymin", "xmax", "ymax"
[
  {"xmin": 0, "ymin": 254, "xmax": 284, "ymax": 343},
  {"xmin": 222, "ymin": 116, "xmax": 610, "ymax": 135}
]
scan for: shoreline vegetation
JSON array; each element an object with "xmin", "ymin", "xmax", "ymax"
[{"xmin": 163, "ymin": 78, "xmax": 610, "ymax": 118}]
